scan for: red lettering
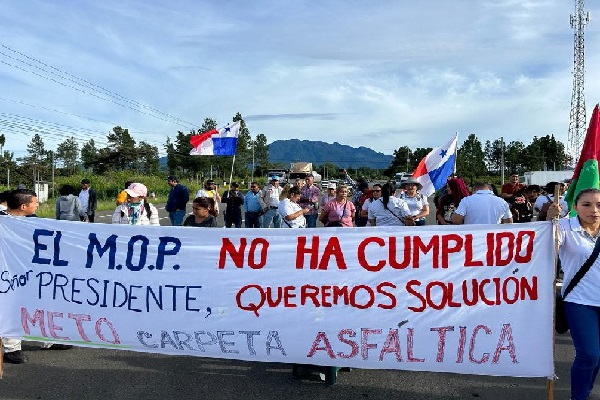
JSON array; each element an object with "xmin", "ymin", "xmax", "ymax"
[
  {"xmin": 456, "ymin": 326, "xmax": 467, "ymax": 363},
  {"xmin": 376, "ymin": 282, "xmax": 397, "ymax": 310},
  {"xmin": 379, "ymin": 329, "xmax": 402, "ymax": 361},
  {"xmin": 441, "ymin": 234, "xmax": 463, "ymax": 267},
  {"xmin": 68, "ymin": 313, "xmax": 92, "ymax": 342},
  {"xmin": 431, "ymin": 326, "xmax": 454, "ymax": 362},
  {"xmin": 361, "ymin": 328, "xmax": 381, "ymax": 360},
  {"xmin": 218, "ymin": 238, "xmax": 246, "ymax": 268},
  {"xmin": 357, "ymin": 237, "xmax": 386, "ymax": 272},
  {"xmin": 492, "ymin": 323, "xmax": 518, "ymax": 363},
  {"xmin": 514, "ymin": 231, "xmax": 535, "ymax": 263},
  {"xmin": 296, "ymin": 236, "xmax": 319, "ymax": 269},
  {"xmin": 350, "ymin": 285, "xmax": 375, "ymax": 309},
  {"xmin": 307, "ymin": 331, "xmax": 335, "ymax": 358},
  {"xmin": 495, "ymin": 232, "xmax": 514, "ymax": 266},
  {"xmin": 407, "ymin": 328, "xmax": 425, "ymax": 362},
  {"xmin": 469, "ymin": 325, "xmax": 491, "ymax": 364},
  {"xmin": 465, "ymin": 234, "xmax": 484, "ymax": 267},
  {"xmin": 337, "ymin": 329, "xmax": 358, "ymax": 359},
  {"xmin": 248, "ymin": 238, "xmax": 269, "ymax": 269},
  {"xmin": 318, "ymin": 237, "xmax": 347, "ymax": 270},
  {"xmin": 21, "ymin": 307, "xmax": 46, "ymax": 335},
  {"xmin": 413, "ymin": 235, "xmax": 440, "ymax": 268},
  {"xmin": 406, "ymin": 280, "xmax": 426, "ymax": 312},
  {"xmin": 47, "ymin": 311, "xmax": 70, "ymax": 340},
  {"xmin": 389, "ymin": 236, "xmax": 411, "ymax": 269}
]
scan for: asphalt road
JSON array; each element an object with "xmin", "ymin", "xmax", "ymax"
[{"xmin": 1, "ymin": 201, "xmax": 596, "ymax": 399}]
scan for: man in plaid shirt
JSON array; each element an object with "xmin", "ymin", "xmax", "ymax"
[{"xmin": 299, "ymin": 175, "xmax": 321, "ymax": 228}]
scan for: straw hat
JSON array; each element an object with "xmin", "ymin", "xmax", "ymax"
[{"xmin": 400, "ymin": 177, "xmax": 423, "ymax": 190}]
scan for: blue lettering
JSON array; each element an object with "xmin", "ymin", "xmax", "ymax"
[{"xmin": 86, "ymin": 234, "xmax": 118, "ymax": 269}]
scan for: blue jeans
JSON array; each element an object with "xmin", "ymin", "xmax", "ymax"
[
  {"xmin": 262, "ymin": 208, "xmax": 281, "ymax": 228},
  {"xmin": 169, "ymin": 210, "xmax": 186, "ymax": 226},
  {"xmin": 305, "ymin": 213, "xmax": 318, "ymax": 228},
  {"xmin": 245, "ymin": 211, "xmax": 262, "ymax": 228},
  {"xmin": 565, "ymin": 301, "xmax": 600, "ymax": 400}
]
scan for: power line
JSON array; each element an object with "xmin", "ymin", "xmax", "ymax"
[{"xmin": 0, "ymin": 43, "xmax": 198, "ymax": 129}]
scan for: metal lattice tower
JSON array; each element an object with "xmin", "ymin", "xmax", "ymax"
[{"xmin": 568, "ymin": 0, "xmax": 590, "ymax": 164}]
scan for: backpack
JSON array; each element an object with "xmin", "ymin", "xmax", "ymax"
[{"xmin": 536, "ymin": 195, "xmax": 553, "ymax": 221}]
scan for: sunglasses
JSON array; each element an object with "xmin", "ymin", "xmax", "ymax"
[{"xmin": 372, "ymin": 189, "xmax": 381, "ymax": 192}]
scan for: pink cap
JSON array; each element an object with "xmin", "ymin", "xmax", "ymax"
[{"xmin": 125, "ymin": 182, "xmax": 148, "ymax": 197}]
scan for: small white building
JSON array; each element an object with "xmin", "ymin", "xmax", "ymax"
[{"xmin": 33, "ymin": 181, "xmax": 49, "ymax": 203}]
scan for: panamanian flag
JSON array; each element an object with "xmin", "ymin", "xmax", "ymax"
[
  {"xmin": 190, "ymin": 121, "xmax": 241, "ymax": 156},
  {"xmin": 411, "ymin": 133, "xmax": 458, "ymax": 197}
]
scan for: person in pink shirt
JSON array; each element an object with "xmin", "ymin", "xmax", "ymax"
[{"xmin": 319, "ymin": 184, "xmax": 355, "ymax": 227}]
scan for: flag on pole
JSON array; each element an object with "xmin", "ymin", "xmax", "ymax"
[
  {"xmin": 190, "ymin": 121, "xmax": 242, "ymax": 156},
  {"xmin": 411, "ymin": 133, "xmax": 458, "ymax": 197},
  {"xmin": 564, "ymin": 104, "xmax": 600, "ymax": 214}
]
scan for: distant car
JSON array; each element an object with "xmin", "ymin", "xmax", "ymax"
[{"xmin": 393, "ymin": 172, "xmax": 411, "ymax": 187}]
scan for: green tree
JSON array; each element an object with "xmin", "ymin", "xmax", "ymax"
[
  {"xmin": 504, "ymin": 141, "xmax": 526, "ymax": 175},
  {"xmin": 81, "ymin": 139, "xmax": 98, "ymax": 170},
  {"xmin": 456, "ymin": 134, "xmax": 487, "ymax": 184},
  {"xmin": 137, "ymin": 141, "xmax": 160, "ymax": 175},
  {"xmin": 253, "ymin": 133, "xmax": 269, "ymax": 176},
  {"xmin": 385, "ymin": 146, "xmax": 412, "ymax": 176},
  {"xmin": 106, "ymin": 126, "xmax": 136, "ymax": 170},
  {"xmin": 484, "ymin": 139, "xmax": 503, "ymax": 173},
  {"xmin": 21, "ymin": 133, "xmax": 49, "ymax": 181},
  {"xmin": 55, "ymin": 136, "xmax": 80, "ymax": 175},
  {"xmin": 232, "ymin": 113, "xmax": 251, "ymax": 180}
]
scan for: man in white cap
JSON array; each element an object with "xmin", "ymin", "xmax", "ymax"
[
  {"xmin": 112, "ymin": 183, "xmax": 160, "ymax": 226},
  {"xmin": 259, "ymin": 176, "xmax": 283, "ymax": 228},
  {"xmin": 321, "ymin": 182, "xmax": 337, "ymax": 207}
]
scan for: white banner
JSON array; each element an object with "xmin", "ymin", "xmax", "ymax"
[{"xmin": 0, "ymin": 217, "xmax": 555, "ymax": 377}]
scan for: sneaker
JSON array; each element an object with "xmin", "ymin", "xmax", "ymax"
[
  {"xmin": 47, "ymin": 344, "xmax": 73, "ymax": 350},
  {"xmin": 3, "ymin": 350, "xmax": 27, "ymax": 364}
]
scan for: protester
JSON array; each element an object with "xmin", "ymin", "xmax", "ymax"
[
  {"xmin": 452, "ymin": 182, "xmax": 512, "ymax": 225},
  {"xmin": 319, "ymin": 184, "xmax": 355, "ymax": 227},
  {"xmin": 507, "ymin": 186, "xmax": 535, "ymax": 223},
  {"xmin": 55, "ymin": 184, "xmax": 82, "ymax": 221},
  {"xmin": 2, "ymin": 189, "xmax": 72, "ymax": 364},
  {"xmin": 343, "ymin": 169, "xmax": 370, "ymax": 227},
  {"xmin": 0, "ymin": 190, "xmax": 9, "ymax": 211},
  {"xmin": 500, "ymin": 173, "xmax": 525, "ymax": 200},
  {"xmin": 116, "ymin": 181, "xmax": 134, "ymax": 205},
  {"xmin": 535, "ymin": 181, "xmax": 569, "ymax": 221},
  {"xmin": 259, "ymin": 176, "xmax": 283, "ymax": 228},
  {"xmin": 183, "ymin": 197, "xmax": 218, "ymax": 227},
  {"xmin": 299, "ymin": 175, "xmax": 321, "ymax": 228},
  {"xmin": 547, "ymin": 188, "xmax": 600, "ymax": 400},
  {"xmin": 361, "ymin": 183, "xmax": 382, "ymax": 226},
  {"xmin": 321, "ymin": 182, "xmax": 337, "ymax": 208},
  {"xmin": 221, "ymin": 182, "xmax": 244, "ymax": 228},
  {"xmin": 367, "ymin": 183, "xmax": 413, "ymax": 226},
  {"xmin": 165, "ymin": 175, "xmax": 190, "ymax": 226},
  {"xmin": 78, "ymin": 178, "xmax": 97, "ymax": 222},
  {"xmin": 195, "ymin": 179, "xmax": 221, "ymax": 217},
  {"xmin": 243, "ymin": 182, "xmax": 262, "ymax": 228},
  {"xmin": 278, "ymin": 185, "xmax": 309, "ymax": 228},
  {"xmin": 112, "ymin": 183, "xmax": 160, "ymax": 226},
  {"xmin": 397, "ymin": 177, "xmax": 429, "ymax": 226},
  {"xmin": 436, "ymin": 177, "xmax": 470, "ymax": 225}
]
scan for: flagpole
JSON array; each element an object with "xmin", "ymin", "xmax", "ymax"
[{"xmin": 229, "ymin": 155, "xmax": 236, "ymax": 188}]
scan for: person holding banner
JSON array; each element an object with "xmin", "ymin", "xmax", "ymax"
[
  {"xmin": 278, "ymin": 185, "xmax": 309, "ymax": 228},
  {"xmin": 112, "ymin": 183, "xmax": 160, "ymax": 226},
  {"xmin": 367, "ymin": 183, "xmax": 413, "ymax": 226},
  {"xmin": 2, "ymin": 189, "xmax": 72, "ymax": 364},
  {"xmin": 547, "ymin": 188, "xmax": 600, "ymax": 400}
]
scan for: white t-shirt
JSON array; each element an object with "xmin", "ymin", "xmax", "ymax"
[
  {"xmin": 454, "ymin": 190, "xmax": 512, "ymax": 224},
  {"xmin": 534, "ymin": 194, "xmax": 569, "ymax": 218},
  {"xmin": 278, "ymin": 198, "xmax": 306, "ymax": 228},
  {"xmin": 397, "ymin": 192, "xmax": 427, "ymax": 218},
  {"xmin": 557, "ymin": 217, "xmax": 600, "ymax": 306},
  {"xmin": 367, "ymin": 197, "xmax": 411, "ymax": 226}
]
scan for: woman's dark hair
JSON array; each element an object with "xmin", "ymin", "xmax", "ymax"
[
  {"xmin": 287, "ymin": 186, "xmax": 301, "ymax": 198},
  {"xmin": 574, "ymin": 188, "xmax": 600, "ymax": 205},
  {"xmin": 381, "ymin": 183, "xmax": 394, "ymax": 210},
  {"xmin": 193, "ymin": 197, "xmax": 213, "ymax": 210},
  {"xmin": 59, "ymin": 184, "xmax": 75, "ymax": 196},
  {"xmin": 447, "ymin": 178, "xmax": 470, "ymax": 205}
]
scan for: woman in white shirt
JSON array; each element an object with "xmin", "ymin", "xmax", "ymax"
[
  {"xmin": 548, "ymin": 188, "xmax": 600, "ymax": 400},
  {"xmin": 112, "ymin": 183, "xmax": 160, "ymax": 226},
  {"xmin": 278, "ymin": 186, "xmax": 309, "ymax": 228},
  {"xmin": 397, "ymin": 177, "xmax": 429, "ymax": 225},
  {"xmin": 368, "ymin": 183, "xmax": 414, "ymax": 227}
]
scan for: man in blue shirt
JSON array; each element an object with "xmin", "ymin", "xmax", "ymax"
[
  {"xmin": 243, "ymin": 182, "xmax": 262, "ymax": 228},
  {"xmin": 165, "ymin": 175, "xmax": 189, "ymax": 226}
]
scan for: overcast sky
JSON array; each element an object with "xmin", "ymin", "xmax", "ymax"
[{"xmin": 1, "ymin": 0, "xmax": 599, "ymax": 159}]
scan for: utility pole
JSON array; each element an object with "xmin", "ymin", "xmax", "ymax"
[
  {"xmin": 568, "ymin": 0, "xmax": 590, "ymax": 165},
  {"xmin": 500, "ymin": 137, "xmax": 505, "ymax": 185}
]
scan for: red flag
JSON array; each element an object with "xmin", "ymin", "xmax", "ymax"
[{"xmin": 190, "ymin": 129, "xmax": 218, "ymax": 149}]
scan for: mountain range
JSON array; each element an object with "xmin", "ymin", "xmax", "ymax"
[{"xmin": 268, "ymin": 139, "xmax": 393, "ymax": 169}]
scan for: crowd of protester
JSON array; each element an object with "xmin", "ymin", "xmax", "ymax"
[{"xmin": 3, "ymin": 172, "xmax": 599, "ymax": 400}]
